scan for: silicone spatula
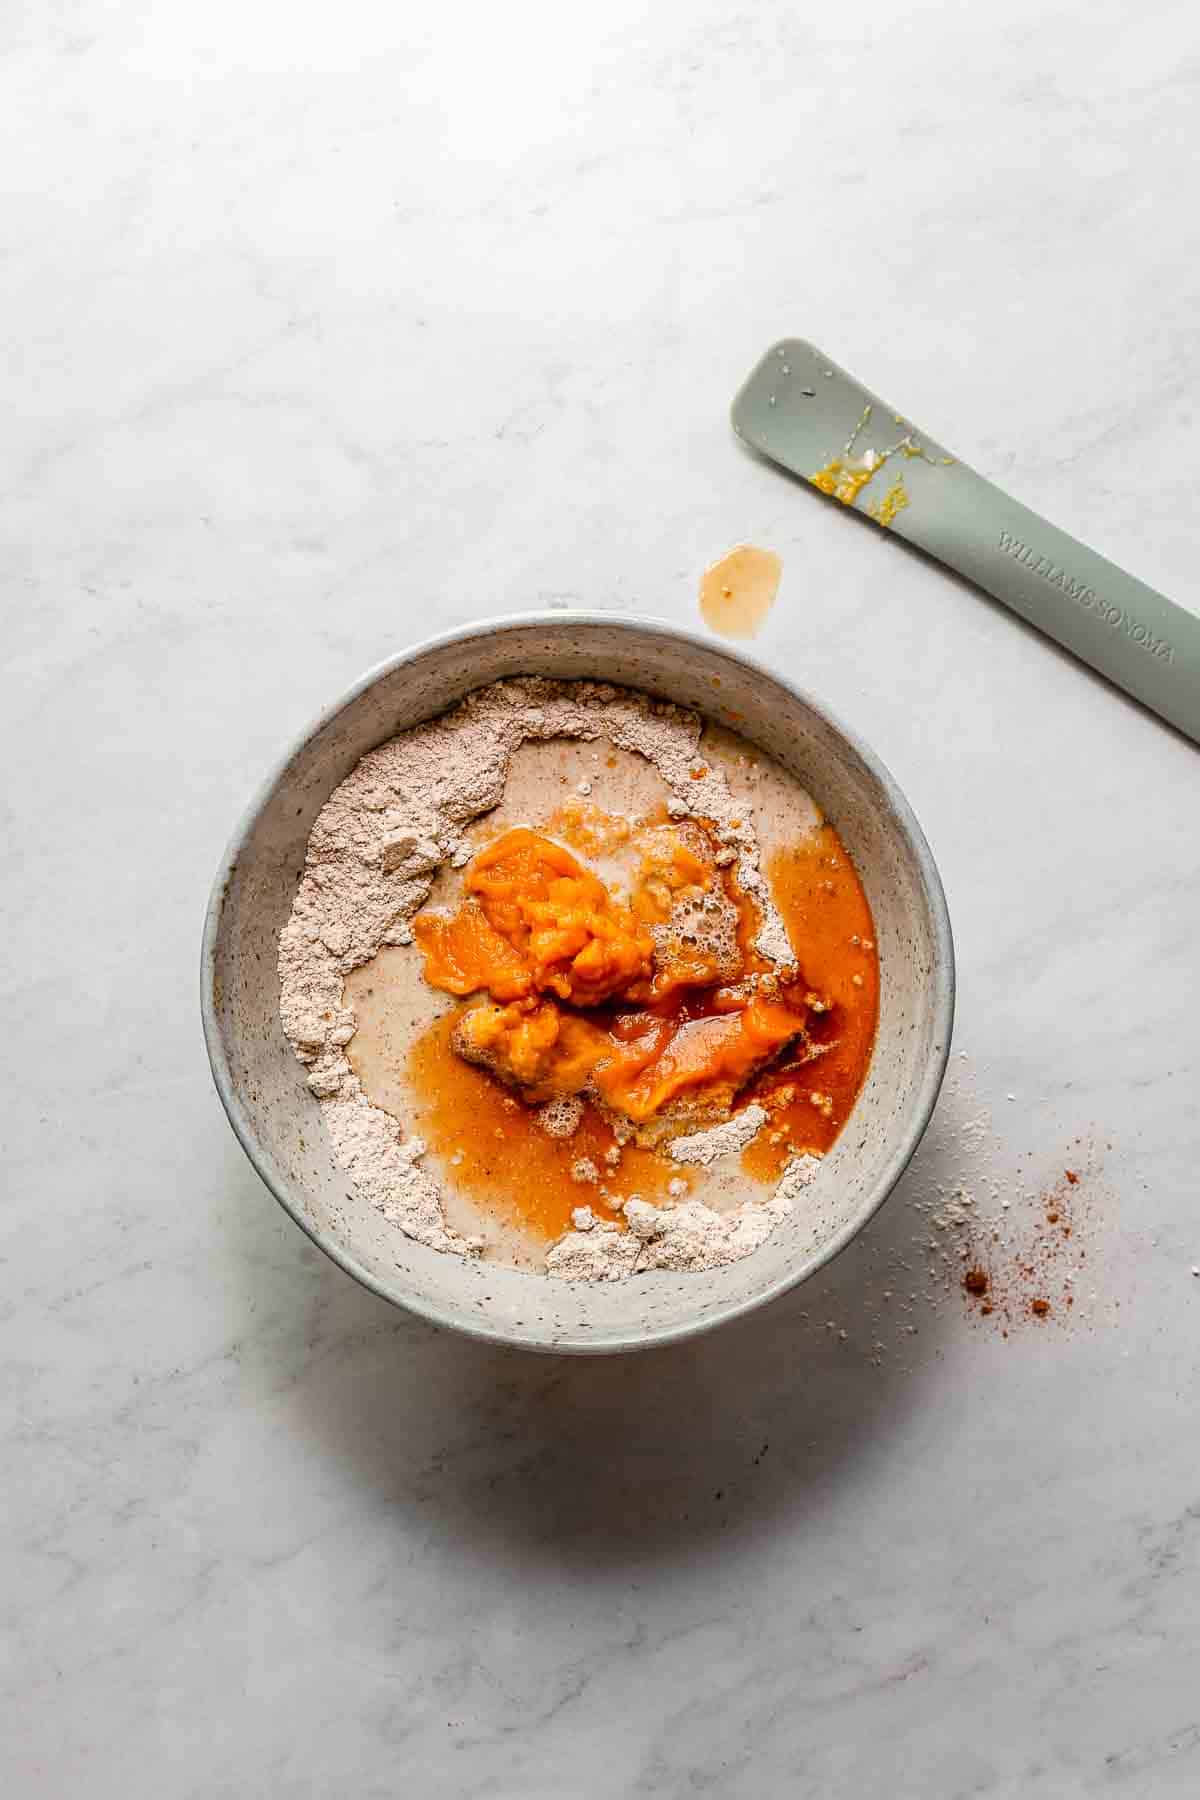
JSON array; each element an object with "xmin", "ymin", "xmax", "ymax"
[{"xmin": 731, "ymin": 340, "xmax": 1200, "ymax": 746}]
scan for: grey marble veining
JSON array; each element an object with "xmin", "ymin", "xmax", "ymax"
[{"xmin": 3, "ymin": 2, "xmax": 1199, "ymax": 1794}]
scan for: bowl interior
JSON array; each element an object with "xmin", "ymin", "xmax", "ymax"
[{"xmin": 204, "ymin": 617, "xmax": 952, "ymax": 1352}]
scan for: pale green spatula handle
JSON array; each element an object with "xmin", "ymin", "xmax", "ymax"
[{"xmin": 732, "ymin": 341, "xmax": 1200, "ymax": 746}]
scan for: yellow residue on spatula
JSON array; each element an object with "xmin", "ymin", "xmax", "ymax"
[
  {"xmin": 808, "ymin": 403, "xmax": 950, "ymax": 524},
  {"xmin": 867, "ymin": 473, "xmax": 910, "ymax": 528},
  {"xmin": 700, "ymin": 544, "xmax": 782, "ymax": 638}
]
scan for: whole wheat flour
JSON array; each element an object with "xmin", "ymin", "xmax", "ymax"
[
  {"xmin": 668, "ymin": 1106, "xmax": 771, "ymax": 1168},
  {"xmin": 277, "ymin": 677, "xmax": 818, "ymax": 1279}
]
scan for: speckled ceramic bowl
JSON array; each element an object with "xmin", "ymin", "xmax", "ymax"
[{"xmin": 202, "ymin": 615, "xmax": 954, "ymax": 1354}]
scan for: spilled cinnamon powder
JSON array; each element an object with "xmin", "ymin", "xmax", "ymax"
[
  {"xmin": 958, "ymin": 1162, "xmax": 1096, "ymax": 1331},
  {"xmin": 796, "ymin": 1052, "xmax": 1117, "ymax": 1368}
]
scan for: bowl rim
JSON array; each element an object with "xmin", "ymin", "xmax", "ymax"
[{"xmin": 201, "ymin": 611, "xmax": 955, "ymax": 1353}]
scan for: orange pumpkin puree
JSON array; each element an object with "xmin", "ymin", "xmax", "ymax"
[
  {"xmin": 406, "ymin": 813, "xmax": 878, "ymax": 1242},
  {"xmin": 591, "ymin": 993, "xmax": 805, "ymax": 1123},
  {"xmin": 453, "ymin": 998, "xmax": 609, "ymax": 1103},
  {"xmin": 412, "ymin": 827, "xmax": 655, "ymax": 1007}
]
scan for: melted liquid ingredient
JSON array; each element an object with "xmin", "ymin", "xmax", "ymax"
[
  {"xmin": 407, "ymin": 1017, "xmax": 681, "ymax": 1258},
  {"xmin": 741, "ymin": 826, "xmax": 878, "ymax": 1179},
  {"xmin": 699, "ymin": 545, "xmax": 782, "ymax": 639}
]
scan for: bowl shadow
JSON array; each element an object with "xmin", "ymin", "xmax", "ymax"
[{"xmin": 221, "ymin": 1088, "xmax": 972, "ymax": 1575}]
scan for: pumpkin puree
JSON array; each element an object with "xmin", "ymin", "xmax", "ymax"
[{"xmin": 405, "ymin": 814, "xmax": 878, "ymax": 1243}]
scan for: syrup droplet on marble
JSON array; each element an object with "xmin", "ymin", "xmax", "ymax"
[{"xmin": 699, "ymin": 544, "xmax": 782, "ymax": 639}]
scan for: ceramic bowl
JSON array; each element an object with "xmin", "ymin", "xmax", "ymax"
[{"xmin": 202, "ymin": 614, "xmax": 954, "ymax": 1353}]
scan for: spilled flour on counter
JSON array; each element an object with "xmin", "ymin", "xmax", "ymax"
[{"xmin": 277, "ymin": 677, "xmax": 816, "ymax": 1280}]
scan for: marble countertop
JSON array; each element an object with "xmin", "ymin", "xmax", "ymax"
[{"xmin": 5, "ymin": 3, "xmax": 1199, "ymax": 1794}]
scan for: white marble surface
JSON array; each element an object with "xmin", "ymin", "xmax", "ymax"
[{"xmin": 4, "ymin": 2, "xmax": 1200, "ymax": 1793}]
